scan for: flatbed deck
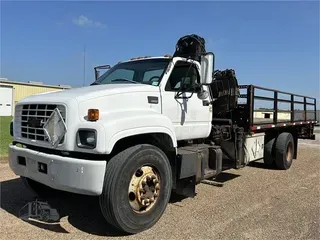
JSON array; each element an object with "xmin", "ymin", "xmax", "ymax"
[{"xmin": 238, "ymin": 85, "xmax": 317, "ymax": 132}]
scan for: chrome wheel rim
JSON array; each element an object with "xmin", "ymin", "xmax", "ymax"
[
  {"xmin": 128, "ymin": 166, "xmax": 160, "ymax": 213},
  {"xmin": 286, "ymin": 142, "xmax": 293, "ymax": 162}
]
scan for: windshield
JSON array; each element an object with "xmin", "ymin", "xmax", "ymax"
[{"xmin": 94, "ymin": 58, "xmax": 170, "ymax": 86}]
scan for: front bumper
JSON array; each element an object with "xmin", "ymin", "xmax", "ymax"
[{"xmin": 8, "ymin": 144, "xmax": 106, "ymax": 196}]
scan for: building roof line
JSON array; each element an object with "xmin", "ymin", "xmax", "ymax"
[{"xmin": 0, "ymin": 79, "xmax": 71, "ymax": 89}]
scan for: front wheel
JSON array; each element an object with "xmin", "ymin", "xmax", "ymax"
[{"xmin": 99, "ymin": 144, "xmax": 173, "ymax": 234}]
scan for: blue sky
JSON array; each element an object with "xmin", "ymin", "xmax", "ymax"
[{"xmin": 1, "ymin": 1, "xmax": 319, "ymax": 102}]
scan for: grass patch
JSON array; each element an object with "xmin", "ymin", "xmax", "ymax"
[{"xmin": 0, "ymin": 116, "xmax": 13, "ymax": 161}]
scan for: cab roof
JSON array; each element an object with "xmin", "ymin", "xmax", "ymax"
[{"xmin": 119, "ymin": 55, "xmax": 172, "ymax": 64}]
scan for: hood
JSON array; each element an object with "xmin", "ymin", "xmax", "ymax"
[{"xmin": 18, "ymin": 83, "xmax": 159, "ymax": 104}]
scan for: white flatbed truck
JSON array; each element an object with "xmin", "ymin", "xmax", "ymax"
[{"xmin": 8, "ymin": 34, "xmax": 317, "ymax": 234}]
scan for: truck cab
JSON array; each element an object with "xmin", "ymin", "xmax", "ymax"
[{"xmin": 92, "ymin": 55, "xmax": 214, "ymax": 141}]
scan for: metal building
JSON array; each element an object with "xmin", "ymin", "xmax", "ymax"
[{"xmin": 0, "ymin": 78, "xmax": 71, "ymax": 116}]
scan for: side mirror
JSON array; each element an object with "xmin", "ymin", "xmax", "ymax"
[
  {"xmin": 95, "ymin": 70, "xmax": 100, "ymax": 80},
  {"xmin": 197, "ymin": 89, "xmax": 209, "ymax": 100},
  {"xmin": 200, "ymin": 52, "xmax": 214, "ymax": 85},
  {"xmin": 94, "ymin": 65, "xmax": 111, "ymax": 81}
]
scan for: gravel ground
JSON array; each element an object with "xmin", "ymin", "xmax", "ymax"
[{"xmin": 0, "ymin": 133, "xmax": 319, "ymax": 240}]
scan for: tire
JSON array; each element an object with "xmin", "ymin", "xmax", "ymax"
[
  {"xmin": 21, "ymin": 177, "xmax": 56, "ymax": 197},
  {"xmin": 264, "ymin": 138, "xmax": 275, "ymax": 165},
  {"xmin": 99, "ymin": 144, "xmax": 173, "ymax": 234},
  {"xmin": 274, "ymin": 132, "xmax": 294, "ymax": 170}
]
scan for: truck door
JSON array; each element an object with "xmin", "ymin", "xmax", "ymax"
[{"xmin": 160, "ymin": 59, "xmax": 212, "ymax": 140}]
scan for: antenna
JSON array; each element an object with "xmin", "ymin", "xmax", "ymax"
[{"xmin": 83, "ymin": 44, "xmax": 86, "ymax": 86}]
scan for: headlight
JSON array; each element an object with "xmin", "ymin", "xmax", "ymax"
[{"xmin": 76, "ymin": 129, "xmax": 97, "ymax": 149}]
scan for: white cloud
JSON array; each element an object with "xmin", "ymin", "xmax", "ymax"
[{"xmin": 72, "ymin": 15, "xmax": 106, "ymax": 29}]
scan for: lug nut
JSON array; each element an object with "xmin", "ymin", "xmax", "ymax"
[
  {"xmin": 135, "ymin": 169, "xmax": 143, "ymax": 177},
  {"xmin": 150, "ymin": 197, "xmax": 155, "ymax": 202},
  {"xmin": 154, "ymin": 193, "xmax": 158, "ymax": 197},
  {"xmin": 153, "ymin": 179, "xmax": 159, "ymax": 184},
  {"xmin": 142, "ymin": 180, "xmax": 147, "ymax": 186},
  {"xmin": 151, "ymin": 175, "xmax": 156, "ymax": 180},
  {"xmin": 155, "ymin": 184, "xmax": 160, "ymax": 190}
]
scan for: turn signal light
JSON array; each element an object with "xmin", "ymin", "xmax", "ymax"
[{"xmin": 88, "ymin": 109, "xmax": 99, "ymax": 121}]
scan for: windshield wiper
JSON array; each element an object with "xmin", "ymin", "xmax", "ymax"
[{"xmin": 111, "ymin": 78, "xmax": 138, "ymax": 84}]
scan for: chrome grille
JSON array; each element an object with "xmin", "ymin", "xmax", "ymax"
[{"xmin": 20, "ymin": 104, "xmax": 66, "ymax": 143}]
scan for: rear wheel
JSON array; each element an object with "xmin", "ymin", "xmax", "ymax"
[
  {"xmin": 264, "ymin": 138, "xmax": 275, "ymax": 165},
  {"xmin": 274, "ymin": 132, "xmax": 294, "ymax": 170},
  {"xmin": 99, "ymin": 144, "xmax": 172, "ymax": 234}
]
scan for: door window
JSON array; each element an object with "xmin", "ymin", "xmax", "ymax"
[{"xmin": 165, "ymin": 62, "xmax": 199, "ymax": 92}]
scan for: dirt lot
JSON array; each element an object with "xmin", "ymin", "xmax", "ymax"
[{"xmin": 1, "ymin": 133, "xmax": 319, "ymax": 240}]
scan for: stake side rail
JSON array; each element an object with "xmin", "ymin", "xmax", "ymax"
[{"xmin": 238, "ymin": 85, "xmax": 317, "ymax": 132}]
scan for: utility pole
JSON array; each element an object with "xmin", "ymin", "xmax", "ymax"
[{"xmin": 83, "ymin": 44, "xmax": 86, "ymax": 86}]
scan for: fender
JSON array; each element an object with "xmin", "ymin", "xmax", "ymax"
[{"xmin": 100, "ymin": 110, "xmax": 177, "ymax": 154}]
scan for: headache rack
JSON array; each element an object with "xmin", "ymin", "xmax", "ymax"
[{"xmin": 233, "ymin": 85, "xmax": 317, "ymax": 132}]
